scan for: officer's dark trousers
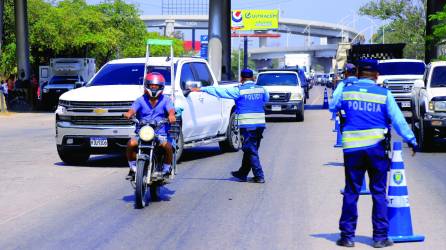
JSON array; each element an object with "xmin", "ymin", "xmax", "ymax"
[
  {"xmin": 238, "ymin": 127, "xmax": 264, "ymax": 178},
  {"xmin": 339, "ymin": 143, "xmax": 390, "ymax": 242}
]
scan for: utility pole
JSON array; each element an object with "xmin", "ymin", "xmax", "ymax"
[
  {"xmin": 426, "ymin": 0, "xmax": 446, "ymax": 63},
  {"xmin": 0, "ymin": 0, "xmax": 4, "ymax": 60}
]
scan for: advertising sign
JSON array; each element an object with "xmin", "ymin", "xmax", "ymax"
[
  {"xmin": 200, "ymin": 35, "xmax": 208, "ymax": 60},
  {"xmin": 231, "ymin": 10, "xmax": 279, "ymax": 31}
]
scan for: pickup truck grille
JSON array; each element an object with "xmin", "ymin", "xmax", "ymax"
[
  {"xmin": 269, "ymin": 92, "xmax": 290, "ymax": 102},
  {"xmin": 70, "ymin": 116, "xmax": 133, "ymax": 126},
  {"xmin": 61, "ymin": 101, "xmax": 133, "ymax": 113},
  {"xmin": 385, "ymin": 80, "xmax": 416, "ymax": 94}
]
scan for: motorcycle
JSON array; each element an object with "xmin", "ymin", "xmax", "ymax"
[{"xmin": 130, "ymin": 117, "xmax": 180, "ymax": 209}]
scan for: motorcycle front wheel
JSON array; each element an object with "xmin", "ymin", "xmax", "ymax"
[{"xmin": 135, "ymin": 159, "xmax": 149, "ymax": 209}]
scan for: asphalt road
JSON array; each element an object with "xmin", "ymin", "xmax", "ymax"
[{"xmin": 0, "ymin": 86, "xmax": 445, "ymax": 250}]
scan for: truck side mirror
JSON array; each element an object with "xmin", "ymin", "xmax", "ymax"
[
  {"xmin": 185, "ymin": 81, "xmax": 202, "ymax": 90},
  {"xmin": 413, "ymin": 79, "xmax": 425, "ymax": 89},
  {"xmin": 74, "ymin": 81, "xmax": 85, "ymax": 89}
]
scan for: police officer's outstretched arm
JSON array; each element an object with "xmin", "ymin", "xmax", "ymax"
[
  {"xmin": 200, "ymin": 86, "xmax": 241, "ymax": 100},
  {"xmin": 262, "ymin": 87, "xmax": 270, "ymax": 102},
  {"xmin": 386, "ymin": 91, "xmax": 417, "ymax": 147}
]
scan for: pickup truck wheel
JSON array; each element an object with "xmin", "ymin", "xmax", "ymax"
[
  {"xmin": 57, "ymin": 145, "xmax": 90, "ymax": 165},
  {"xmin": 219, "ymin": 112, "xmax": 241, "ymax": 152},
  {"xmin": 175, "ymin": 130, "xmax": 184, "ymax": 162},
  {"xmin": 419, "ymin": 119, "xmax": 433, "ymax": 152},
  {"xmin": 295, "ymin": 106, "xmax": 304, "ymax": 122}
]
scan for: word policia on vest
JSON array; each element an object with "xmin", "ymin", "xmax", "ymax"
[{"xmin": 347, "ymin": 100, "xmax": 383, "ymax": 113}]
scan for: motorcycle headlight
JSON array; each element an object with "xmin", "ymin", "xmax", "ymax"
[
  {"xmin": 434, "ymin": 101, "xmax": 446, "ymax": 111},
  {"xmin": 139, "ymin": 126, "xmax": 155, "ymax": 141},
  {"xmin": 290, "ymin": 92, "xmax": 303, "ymax": 101},
  {"xmin": 43, "ymin": 88, "xmax": 49, "ymax": 93}
]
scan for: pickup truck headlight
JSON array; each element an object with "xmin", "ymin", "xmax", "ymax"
[
  {"xmin": 139, "ymin": 126, "xmax": 155, "ymax": 142},
  {"xmin": 55, "ymin": 105, "xmax": 67, "ymax": 114},
  {"xmin": 433, "ymin": 101, "xmax": 446, "ymax": 111},
  {"xmin": 290, "ymin": 92, "xmax": 303, "ymax": 101}
]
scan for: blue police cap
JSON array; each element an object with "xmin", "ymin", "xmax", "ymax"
[
  {"xmin": 343, "ymin": 63, "xmax": 357, "ymax": 74},
  {"xmin": 241, "ymin": 68, "xmax": 254, "ymax": 78},
  {"xmin": 357, "ymin": 59, "xmax": 378, "ymax": 72}
]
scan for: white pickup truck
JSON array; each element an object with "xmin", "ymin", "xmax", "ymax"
[
  {"xmin": 55, "ymin": 57, "xmax": 240, "ymax": 165},
  {"xmin": 256, "ymin": 70, "xmax": 305, "ymax": 121},
  {"xmin": 411, "ymin": 61, "xmax": 446, "ymax": 151},
  {"xmin": 377, "ymin": 59, "xmax": 425, "ymax": 114}
]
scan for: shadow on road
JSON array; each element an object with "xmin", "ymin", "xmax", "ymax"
[
  {"xmin": 310, "ymin": 233, "xmax": 372, "ymax": 246},
  {"xmin": 304, "ymin": 104, "xmax": 325, "ymax": 110},
  {"xmin": 122, "ymin": 186, "xmax": 176, "ymax": 205},
  {"xmin": 179, "ymin": 176, "xmax": 247, "ymax": 183},
  {"xmin": 180, "ymin": 146, "xmax": 226, "ymax": 162},
  {"xmin": 266, "ymin": 116, "xmax": 297, "ymax": 123},
  {"xmin": 54, "ymin": 154, "xmax": 127, "ymax": 168},
  {"xmin": 323, "ymin": 162, "xmax": 344, "ymax": 168}
]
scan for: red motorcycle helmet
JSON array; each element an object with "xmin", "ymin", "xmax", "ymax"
[{"xmin": 144, "ymin": 72, "xmax": 165, "ymax": 98}]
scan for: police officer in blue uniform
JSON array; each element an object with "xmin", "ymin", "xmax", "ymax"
[
  {"xmin": 193, "ymin": 68, "xmax": 269, "ymax": 183},
  {"xmin": 330, "ymin": 59, "xmax": 418, "ymax": 248}
]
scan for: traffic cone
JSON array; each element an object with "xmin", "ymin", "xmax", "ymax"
[
  {"xmin": 322, "ymin": 88, "xmax": 329, "ymax": 109},
  {"xmin": 333, "ymin": 115, "xmax": 339, "ymax": 132},
  {"xmin": 331, "ymin": 111, "xmax": 336, "ymax": 120},
  {"xmin": 387, "ymin": 141, "xmax": 425, "ymax": 243},
  {"xmin": 334, "ymin": 120, "xmax": 342, "ymax": 148},
  {"xmin": 341, "ymin": 176, "xmax": 371, "ymax": 195}
]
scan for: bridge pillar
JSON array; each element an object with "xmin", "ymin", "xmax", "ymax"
[
  {"xmin": 208, "ymin": 0, "xmax": 231, "ymax": 80},
  {"xmin": 257, "ymin": 31, "xmax": 268, "ymax": 48},
  {"xmin": 165, "ymin": 19, "xmax": 175, "ymax": 37}
]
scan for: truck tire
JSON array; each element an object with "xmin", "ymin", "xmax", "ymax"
[
  {"xmin": 57, "ymin": 145, "xmax": 90, "ymax": 165},
  {"xmin": 419, "ymin": 119, "xmax": 433, "ymax": 152},
  {"xmin": 296, "ymin": 105, "xmax": 304, "ymax": 122},
  {"xmin": 219, "ymin": 112, "xmax": 241, "ymax": 152},
  {"xmin": 175, "ymin": 130, "xmax": 184, "ymax": 162}
]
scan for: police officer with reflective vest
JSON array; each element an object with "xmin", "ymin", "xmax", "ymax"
[
  {"xmin": 330, "ymin": 59, "xmax": 418, "ymax": 248},
  {"xmin": 192, "ymin": 68, "xmax": 269, "ymax": 183}
]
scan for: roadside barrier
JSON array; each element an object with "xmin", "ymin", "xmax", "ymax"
[
  {"xmin": 387, "ymin": 141, "xmax": 425, "ymax": 243},
  {"xmin": 322, "ymin": 88, "xmax": 328, "ymax": 109}
]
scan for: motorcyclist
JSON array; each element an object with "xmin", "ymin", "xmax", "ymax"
[{"xmin": 123, "ymin": 72, "xmax": 176, "ymax": 180}]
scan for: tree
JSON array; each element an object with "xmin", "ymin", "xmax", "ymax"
[
  {"xmin": 359, "ymin": 0, "xmax": 425, "ymax": 59},
  {"xmin": 428, "ymin": 4, "xmax": 446, "ymax": 59},
  {"xmin": 0, "ymin": 0, "xmax": 185, "ymax": 78}
]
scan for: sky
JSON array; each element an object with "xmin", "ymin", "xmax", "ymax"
[{"xmin": 86, "ymin": 0, "xmax": 382, "ymax": 47}]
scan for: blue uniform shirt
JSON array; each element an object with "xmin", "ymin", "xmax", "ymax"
[
  {"xmin": 131, "ymin": 94, "xmax": 174, "ymax": 135},
  {"xmin": 330, "ymin": 78, "xmax": 416, "ymax": 150},
  {"xmin": 330, "ymin": 76, "xmax": 358, "ymax": 112},
  {"xmin": 201, "ymin": 81, "xmax": 269, "ymax": 128}
]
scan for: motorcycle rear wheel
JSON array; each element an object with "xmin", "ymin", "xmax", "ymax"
[{"xmin": 135, "ymin": 159, "xmax": 148, "ymax": 209}]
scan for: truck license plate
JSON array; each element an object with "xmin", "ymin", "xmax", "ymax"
[
  {"xmin": 90, "ymin": 137, "xmax": 108, "ymax": 147},
  {"xmin": 272, "ymin": 105, "xmax": 282, "ymax": 111},
  {"xmin": 401, "ymin": 101, "xmax": 411, "ymax": 108}
]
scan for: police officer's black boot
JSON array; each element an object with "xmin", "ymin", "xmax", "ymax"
[
  {"xmin": 372, "ymin": 238, "xmax": 393, "ymax": 248},
  {"xmin": 336, "ymin": 238, "xmax": 355, "ymax": 247}
]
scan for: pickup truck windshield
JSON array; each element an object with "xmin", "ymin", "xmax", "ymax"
[
  {"xmin": 256, "ymin": 73, "xmax": 299, "ymax": 86},
  {"xmin": 378, "ymin": 62, "xmax": 425, "ymax": 75},
  {"xmin": 49, "ymin": 75, "xmax": 81, "ymax": 84},
  {"xmin": 431, "ymin": 66, "xmax": 446, "ymax": 87},
  {"xmin": 89, "ymin": 63, "xmax": 173, "ymax": 86}
]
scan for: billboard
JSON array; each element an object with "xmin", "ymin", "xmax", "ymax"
[{"xmin": 231, "ymin": 10, "xmax": 279, "ymax": 31}]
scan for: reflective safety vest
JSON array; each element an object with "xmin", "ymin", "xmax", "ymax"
[
  {"xmin": 341, "ymin": 79, "xmax": 389, "ymax": 150},
  {"xmin": 236, "ymin": 81, "xmax": 267, "ymax": 129}
]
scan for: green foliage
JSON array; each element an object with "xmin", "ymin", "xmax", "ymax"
[
  {"xmin": 0, "ymin": 0, "xmax": 185, "ymax": 77},
  {"xmin": 359, "ymin": 0, "xmax": 425, "ymax": 59},
  {"xmin": 429, "ymin": 4, "xmax": 446, "ymax": 47},
  {"xmin": 231, "ymin": 49, "xmax": 256, "ymax": 80}
]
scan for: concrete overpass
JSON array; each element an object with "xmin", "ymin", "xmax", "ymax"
[{"xmin": 141, "ymin": 15, "xmax": 363, "ymax": 71}]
